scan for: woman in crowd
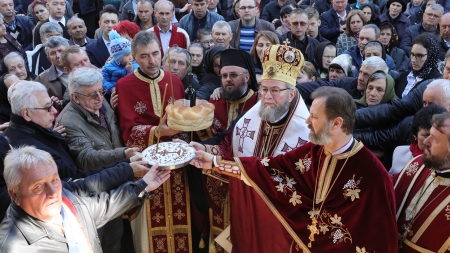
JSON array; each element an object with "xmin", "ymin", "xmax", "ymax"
[
  {"xmin": 249, "ymin": 31, "xmax": 279, "ymax": 73},
  {"xmin": 360, "ymin": 4, "xmax": 380, "ymax": 26},
  {"xmin": 297, "ymin": 62, "xmax": 318, "ymax": 84},
  {"xmin": 355, "ymin": 70, "xmax": 397, "ymax": 108},
  {"xmin": 188, "ymin": 43, "xmax": 204, "ymax": 80},
  {"xmin": 313, "ymin": 42, "xmax": 336, "ymax": 79},
  {"xmin": 28, "ymin": 0, "xmax": 49, "ymax": 25},
  {"xmin": 336, "ymin": 10, "xmax": 367, "ymax": 54},
  {"xmin": 394, "ymin": 35, "xmax": 441, "ymax": 98},
  {"xmin": 405, "ymin": 0, "xmax": 423, "ymax": 17},
  {"xmin": 0, "ymin": 16, "xmax": 25, "ymax": 76},
  {"xmin": 378, "ymin": 22, "xmax": 410, "ymax": 73},
  {"xmin": 196, "ymin": 46, "xmax": 226, "ymax": 100},
  {"xmin": 390, "ymin": 104, "xmax": 447, "ymax": 174},
  {"xmin": 275, "ymin": 6, "xmax": 293, "ymax": 36},
  {"xmin": 328, "ymin": 54, "xmax": 352, "ymax": 81},
  {"xmin": 112, "ymin": 20, "xmax": 141, "ymax": 42}
]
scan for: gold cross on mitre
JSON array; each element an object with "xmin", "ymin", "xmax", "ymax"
[{"xmin": 283, "ymin": 38, "xmax": 290, "ymax": 46}]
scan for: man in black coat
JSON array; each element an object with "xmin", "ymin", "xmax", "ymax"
[
  {"xmin": 279, "ymin": 9, "xmax": 319, "ymax": 63},
  {"xmin": 0, "ymin": 0, "xmax": 35, "ymax": 50},
  {"xmin": 318, "ymin": 0, "xmax": 351, "ymax": 44}
]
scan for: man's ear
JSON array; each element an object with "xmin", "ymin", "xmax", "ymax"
[
  {"xmin": 21, "ymin": 108, "xmax": 32, "ymax": 122},
  {"xmin": 8, "ymin": 189, "xmax": 20, "ymax": 206}
]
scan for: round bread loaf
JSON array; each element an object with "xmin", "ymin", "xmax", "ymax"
[{"xmin": 166, "ymin": 99, "xmax": 215, "ymax": 131}]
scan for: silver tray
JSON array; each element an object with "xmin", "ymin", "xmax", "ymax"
[{"xmin": 142, "ymin": 141, "xmax": 196, "ymax": 170}]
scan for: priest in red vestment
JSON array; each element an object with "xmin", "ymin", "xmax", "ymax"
[
  {"xmin": 196, "ymin": 49, "xmax": 258, "ymax": 141},
  {"xmin": 190, "ymin": 84, "xmax": 398, "ymax": 252},
  {"xmin": 394, "ymin": 109, "xmax": 450, "ymax": 252},
  {"xmin": 193, "ymin": 45, "xmax": 310, "ymax": 252},
  {"xmin": 116, "ymin": 31, "xmax": 193, "ymax": 253}
]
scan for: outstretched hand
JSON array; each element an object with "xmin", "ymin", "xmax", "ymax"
[
  {"xmin": 190, "ymin": 150, "xmax": 213, "ymax": 169},
  {"xmin": 143, "ymin": 164, "xmax": 171, "ymax": 191}
]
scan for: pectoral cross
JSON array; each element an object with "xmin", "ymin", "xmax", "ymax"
[
  {"xmin": 399, "ymin": 223, "xmax": 414, "ymax": 249},
  {"xmin": 307, "ymin": 217, "xmax": 319, "ymax": 248}
]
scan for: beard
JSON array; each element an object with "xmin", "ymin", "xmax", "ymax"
[
  {"xmin": 258, "ymin": 96, "xmax": 290, "ymax": 122},
  {"xmin": 308, "ymin": 120, "xmax": 332, "ymax": 146},
  {"xmin": 423, "ymin": 148, "xmax": 450, "ymax": 170},
  {"xmin": 222, "ymin": 81, "xmax": 247, "ymax": 101}
]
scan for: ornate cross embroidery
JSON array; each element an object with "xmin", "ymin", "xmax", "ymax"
[
  {"xmin": 152, "ymin": 212, "xmax": 165, "ymax": 223},
  {"xmin": 405, "ymin": 162, "xmax": 419, "ymax": 176},
  {"xmin": 235, "ymin": 118, "xmax": 255, "ymax": 153},
  {"xmin": 281, "ymin": 137, "xmax": 308, "ymax": 152},
  {"xmin": 134, "ymin": 101, "xmax": 147, "ymax": 114},
  {"xmin": 445, "ymin": 205, "xmax": 450, "ymax": 220},
  {"xmin": 174, "ymin": 209, "xmax": 185, "ymax": 220}
]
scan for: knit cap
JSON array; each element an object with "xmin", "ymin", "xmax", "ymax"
[{"xmin": 109, "ymin": 30, "xmax": 131, "ymax": 65}]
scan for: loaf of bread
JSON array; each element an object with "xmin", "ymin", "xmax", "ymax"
[{"xmin": 166, "ymin": 99, "xmax": 215, "ymax": 131}]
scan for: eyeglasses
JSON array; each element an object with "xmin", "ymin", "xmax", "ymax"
[
  {"xmin": 221, "ymin": 72, "xmax": 245, "ymax": 79},
  {"xmin": 32, "ymin": 101, "xmax": 54, "ymax": 112},
  {"xmin": 259, "ymin": 87, "xmax": 289, "ymax": 96},
  {"xmin": 75, "ymin": 89, "xmax": 107, "ymax": 99},
  {"xmin": 291, "ymin": 21, "xmax": 307, "ymax": 27},
  {"xmin": 425, "ymin": 12, "xmax": 441, "ymax": 18},
  {"xmin": 200, "ymin": 39, "xmax": 214, "ymax": 45},
  {"xmin": 239, "ymin": 6, "xmax": 255, "ymax": 10},
  {"xmin": 410, "ymin": 52, "xmax": 427, "ymax": 60}
]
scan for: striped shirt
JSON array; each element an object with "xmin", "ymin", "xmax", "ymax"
[{"xmin": 239, "ymin": 24, "xmax": 255, "ymax": 53}]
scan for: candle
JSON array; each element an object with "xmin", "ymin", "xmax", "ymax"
[
  {"xmin": 167, "ymin": 47, "xmax": 175, "ymax": 104},
  {"xmin": 156, "ymin": 83, "xmax": 168, "ymax": 153}
]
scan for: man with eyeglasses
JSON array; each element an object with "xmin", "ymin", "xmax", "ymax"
[
  {"xmin": 187, "ymin": 45, "xmax": 312, "ymax": 252},
  {"xmin": 400, "ymin": 3, "xmax": 444, "ymax": 57},
  {"xmin": 280, "ymin": 8, "xmax": 319, "ymax": 63},
  {"xmin": 228, "ymin": 0, "xmax": 275, "ymax": 52}
]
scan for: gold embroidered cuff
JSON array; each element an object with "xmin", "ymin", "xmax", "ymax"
[
  {"xmin": 205, "ymin": 145, "xmax": 224, "ymax": 156},
  {"xmin": 212, "ymin": 156, "xmax": 241, "ymax": 179},
  {"xmin": 149, "ymin": 126, "xmax": 158, "ymax": 146}
]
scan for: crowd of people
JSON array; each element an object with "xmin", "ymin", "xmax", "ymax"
[{"xmin": 0, "ymin": 0, "xmax": 449, "ymax": 252}]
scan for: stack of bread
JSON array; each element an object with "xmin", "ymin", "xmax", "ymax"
[{"xmin": 166, "ymin": 99, "xmax": 215, "ymax": 131}]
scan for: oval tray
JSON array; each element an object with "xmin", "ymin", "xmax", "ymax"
[{"xmin": 142, "ymin": 142, "xmax": 196, "ymax": 170}]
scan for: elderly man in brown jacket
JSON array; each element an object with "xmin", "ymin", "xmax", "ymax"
[{"xmin": 56, "ymin": 67, "xmax": 140, "ymax": 170}]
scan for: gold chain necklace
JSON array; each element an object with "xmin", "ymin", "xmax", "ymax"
[
  {"xmin": 399, "ymin": 170, "xmax": 450, "ymax": 249},
  {"xmin": 307, "ymin": 142, "xmax": 355, "ymax": 248}
]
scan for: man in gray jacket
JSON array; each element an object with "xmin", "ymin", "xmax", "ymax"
[
  {"xmin": 0, "ymin": 146, "xmax": 170, "ymax": 253},
  {"xmin": 56, "ymin": 67, "xmax": 139, "ymax": 170}
]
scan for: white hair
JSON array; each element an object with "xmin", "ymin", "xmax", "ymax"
[
  {"xmin": 361, "ymin": 56, "xmax": 389, "ymax": 73},
  {"xmin": 10, "ymin": 81, "xmax": 48, "ymax": 115},
  {"xmin": 427, "ymin": 79, "xmax": 450, "ymax": 106},
  {"xmin": 4, "ymin": 146, "xmax": 56, "ymax": 193},
  {"xmin": 212, "ymin": 21, "xmax": 232, "ymax": 34},
  {"xmin": 68, "ymin": 67, "xmax": 103, "ymax": 94}
]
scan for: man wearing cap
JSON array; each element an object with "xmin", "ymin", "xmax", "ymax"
[
  {"xmin": 189, "ymin": 45, "xmax": 311, "ymax": 252},
  {"xmin": 378, "ymin": 0, "xmax": 410, "ymax": 41},
  {"xmin": 189, "ymin": 47, "xmax": 397, "ymax": 251}
]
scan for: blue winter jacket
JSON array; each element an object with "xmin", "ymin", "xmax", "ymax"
[{"xmin": 102, "ymin": 60, "xmax": 139, "ymax": 93}]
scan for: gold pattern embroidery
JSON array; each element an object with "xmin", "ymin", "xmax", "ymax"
[
  {"xmin": 175, "ymin": 236, "xmax": 188, "ymax": 251},
  {"xmin": 270, "ymin": 168, "xmax": 300, "ymax": 207},
  {"xmin": 173, "ymin": 209, "xmax": 185, "ymax": 220},
  {"xmin": 314, "ymin": 210, "xmax": 352, "ymax": 245},
  {"xmin": 405, "ymin": 162, "xmax": 420, "ymax": 176},
  {"xmin": 125, "ymin": 125, "xmax": 150, "ymax": 151},
  {"xmin": 261, "ymin": 157, "xmax": 270, "ymax": 166},
  {"xmin": 445, "ymin": 205, "xmax": 450, "ymax": 220},
  {"xmin": 172, "ymin": 171, "xmax": 186, "ymax": 206},
  {"xmin": 289, "ymin": 191, "xmax": 302, "ymax": 206},
  {"xmin": 151, "ymin": 189, "xmax": 164, "ymax": 209},
  {"xmin": 295, "ymin": 155, "xmax": 311, "ymax": 174},
  {"xmin": 154, "ymin": 238, "xmax": 167, "ymax": 252},
  {"xmin": 343, "ymin": 175, "xmax": 362, "ymax": 201},
  {"xmin": 152, "ymin": 212, "xmax": 165, "ymax": 223},
  {"xmin": 356, "ymin": 246, "xmax": 369, "ymax": 253},
  {"xmin": 214, "ymin": 214, "xmax": 223, "ymax": 224},
  {"xmin": 134, "ymin": 69, "xmax": 165, "ymax": 117},
  {"xmin": 134, "ymin": 101, "xmax": 147, "ymax": 114}
]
